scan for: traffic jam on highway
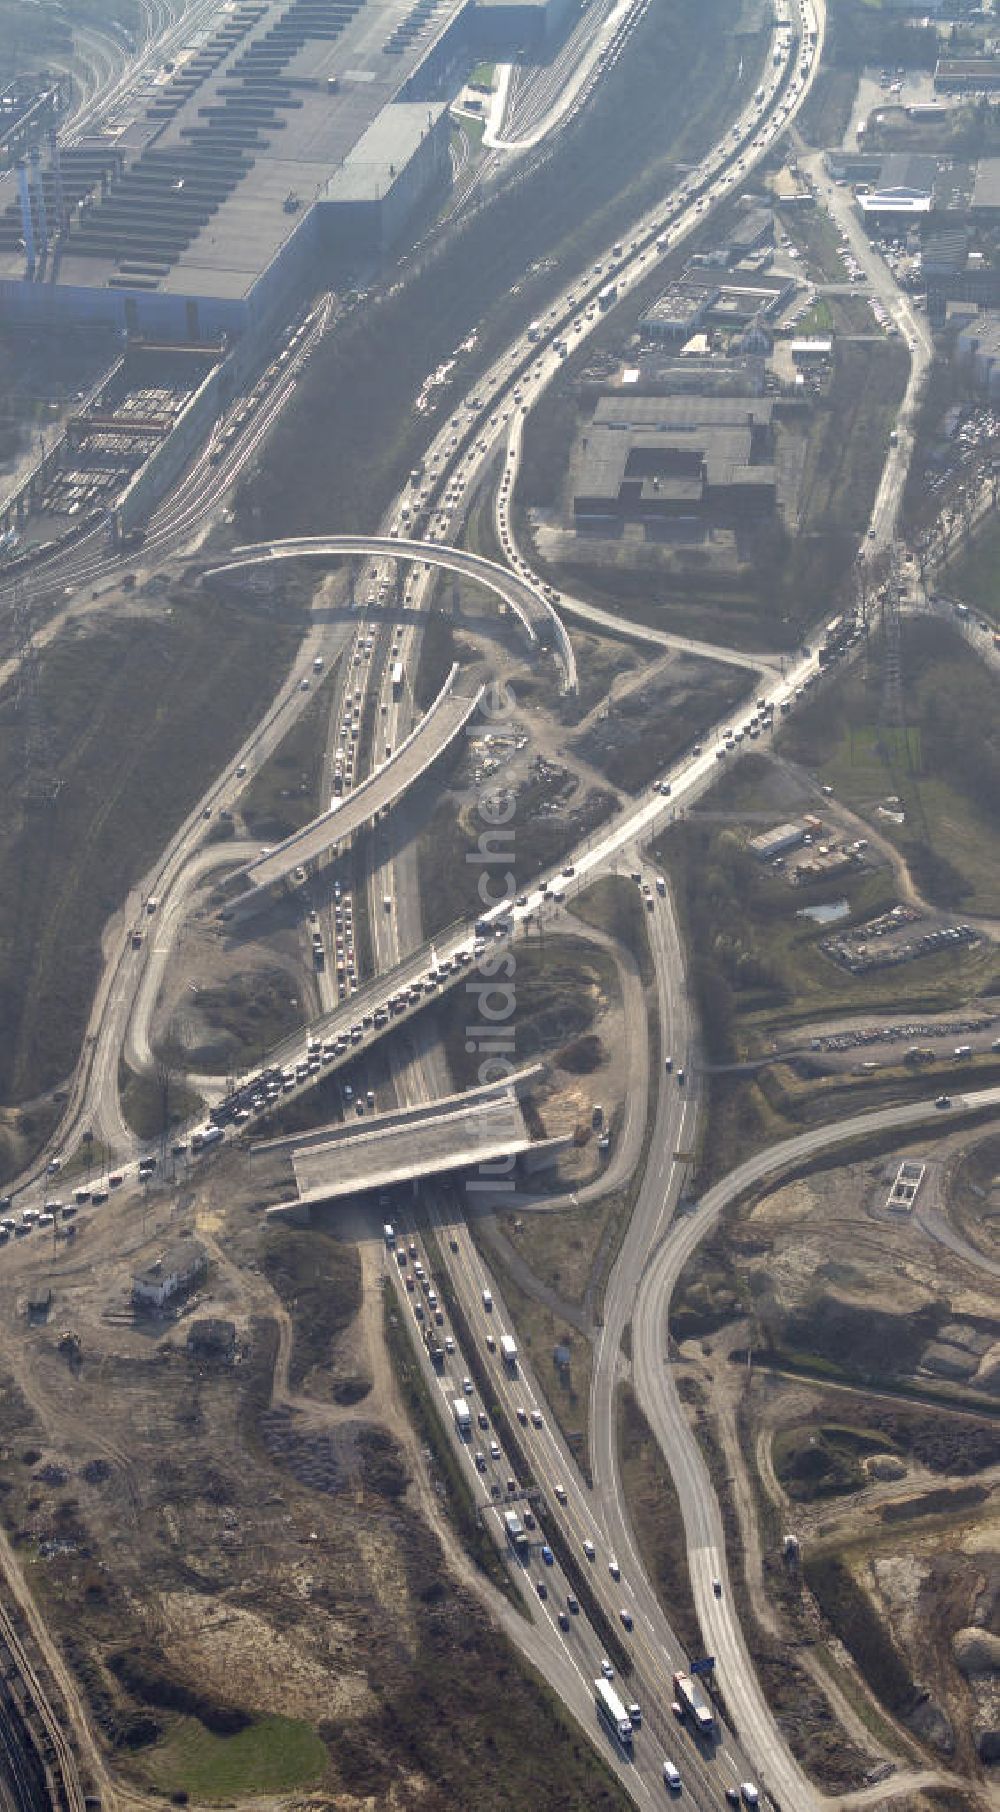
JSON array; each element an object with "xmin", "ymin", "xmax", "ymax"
[
  {"xmin": 0, "ymin": 0, "xmax": 840, "ymax": 1802},
  {"xmin": 383, "ymin": 1214, "xmax": 764, "ymax": 1808}
]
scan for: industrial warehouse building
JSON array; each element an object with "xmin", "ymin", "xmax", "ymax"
[
  {"xmin": 0, "ymin": 0, "xmax": 554, "ymax": 340},
  {"xmin": 573, "ymin": 394, "xmax": 778, "ymax": 525},
  {"xmin": 956, "ymin": 310, "xmax": 1000, "ymax": 398},
  {"xmin": 934, "ymin": 56, "xmax": 1000, "ymax": 93}
]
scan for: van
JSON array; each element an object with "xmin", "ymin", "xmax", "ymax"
[
  {"xmin": 663, "ymin": 1761, "xmax": 680, "ymax": 1791},
  {"xmin": 482, "ymin": 1288, "xmax": 493, "ymax": 1311}
]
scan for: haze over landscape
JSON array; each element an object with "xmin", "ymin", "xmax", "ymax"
[{"xmin": 0, "ymin": 0, "xmax": 995, "ymax": 1808}]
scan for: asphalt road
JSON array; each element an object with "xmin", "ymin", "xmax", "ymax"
[
  {"xmin": 800, "ymin": 151, "xmax": 933, "ymax": 555},
  {"xmin": 11, "ymin": 6, "xmax": 943, "ymax": 1807}
]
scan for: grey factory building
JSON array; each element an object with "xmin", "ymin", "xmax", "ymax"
[
  {"xmin": 574, "ymin": 394, "xmax": 777, "ymax": 525},
  {"xmin": 0, "ymin": 0, "xmax": 504, "ymax": 339},
  {"xmin": 473, "ymin": 0, "xmax": 576, "ymax": 56},
  {"xmin": 639, "ymin": 279, "xmax": 720, "ymax": 344},
  {"xmin": 956, "ymin": 309, "xmax": 1000, "ymax": 399},
  {"xmin": 934, "ymin": 56, "xmax": 1000, "ymax": 93},
  {"xmin": 639, "ymin": 266, "xmax": 793, "ymax": 346}
]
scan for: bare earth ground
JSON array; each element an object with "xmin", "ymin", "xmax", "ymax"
[{"xmin": 673, "ymin": 1125, "xmax": 1000, "ymax": 1799}]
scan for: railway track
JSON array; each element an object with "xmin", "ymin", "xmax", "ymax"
[{"xmin": 0, "ymin": 1594, "xmax": 85, "ymax": 1812}]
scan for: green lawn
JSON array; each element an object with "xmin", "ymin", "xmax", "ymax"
[
  {"xmin": 119, "ymin": 1063, "xmax": 204, "ymax": 1142},
  {"xmin": 945, "ymin": 515, "xmax": 1000, "ymax": 626},
  {"xmin": 469, "ymin": 61, "xmax": 495, "ymax": 89},
  {"xmin": 795, "ymin": 297, "xmax": 835, "ymax": 336},
  {"xmin": 780, "ymin": 618, "xmax": 1000, "ymax": 912},
  {"xmin": 143, "ymin": 1714, "xmax": 327, "ymax": 1800}
]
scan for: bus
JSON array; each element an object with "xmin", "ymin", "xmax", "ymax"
[
  {"xmin": 594, "ymin": 1679, "xmax": 633, "ymax": 1749},
  {"xmin": 391, "ymin": 660, "xmax": 404, "ymax": 699}
]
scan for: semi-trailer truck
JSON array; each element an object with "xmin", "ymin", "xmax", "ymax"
[
  {"xmin": 191, "ymin": 1125, "xmax": 224, "ymax": 1153},
  {"xmin": 673, "ymin": 1671, "xmax": 715, "ymax": 1737},
  {"xmin": 452, "ymin": 1398, "xmax": 472, "ymax": 1436},
  {"xmin": 500, "ymin": 1334, "xmax": 518, "ymax": 1371},
  {"xmin": 595, "ymin": 1679, "xmax": 633, "ymax": 1749}
]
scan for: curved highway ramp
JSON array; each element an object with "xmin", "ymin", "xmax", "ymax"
[{"xmin": 223, "ymin": 667, "xmax": 484, "ymax": 912}]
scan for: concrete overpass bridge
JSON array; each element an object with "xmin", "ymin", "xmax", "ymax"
[
  {"xmin": 222, "ymin": 665, "xmax": 484, "ymax": 914},
  {"xmin": 256, "ymin": 1065, "xmax": 567, "ymax": 1216},
  {"xmin": 202, "ymin": 532, "xmax": 578, "ymax": 694}
]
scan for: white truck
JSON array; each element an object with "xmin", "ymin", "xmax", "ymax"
[
  {"xmin": 452, "ymin": 1398, "xmax": 472, "ymax": 1437},
  {"xmin": 595, "ymin": 1678, "xmax": 633, "ymax": 1749},
  {"xmin": 191, "ymin": 1125, "xmax": 224, "ymax": 1152},
  {"xmin": 503, "ymin": 1509, "xmax": 528, "ymax": 1551},
  {"xmin": 500, "ymin": 1334, "xmax": 518, "ymax": 1372}
]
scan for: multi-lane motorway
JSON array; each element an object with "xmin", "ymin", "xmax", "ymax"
[{"xmin": 7, "ymin": 0, "xmax": 988, "ymax": 1806}]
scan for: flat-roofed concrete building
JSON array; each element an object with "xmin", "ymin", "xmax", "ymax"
[
  {"xmin": 0, "ymin": 0, "xmax": 466, "ymax": 338},
  {"xmin": 935, "ymin": 56, "xmax": 1000, "ymax": 93},
  {"xmin": 970, "ymin": 157, "xmax": 1000, "ymax": 219},
  {"xmin": 639, "ymin": 279, "xmax": 719, "ymax": 344},
  {"xmin": 473, "ymin": 0, "xmax": 574, "ymax": 54},
  {"xmin": 574, "ymin": 394, "xmax": 777, "ymax": 524},
  {"xmin": 957, "ymin": 308, "xmax": 1000, "ymax": 397}
]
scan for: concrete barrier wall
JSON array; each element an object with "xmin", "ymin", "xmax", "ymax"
[{"xmin": 118, "ymin": 359, "xmax": 223, "ymax": 531}]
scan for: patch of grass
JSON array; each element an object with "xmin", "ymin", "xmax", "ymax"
[
  {"xmin": 469, "ymin": 60, "xmax": 495, "ymax": 88},
  {"xmin": 804, "ymin": 1551, "xmax": 918, "ymax": 1721},
  {"xmin": 434, "ymin": 931, "xmax": 622, "ymax": 1092},
  {"xmin": 412, "ymin": 609, "xmax": 456, "ymax": 712},
  {"xmin": 0, "ymin": 577, "xmax": 304, "ymax": 1110},
  {"xmin": 795, "ymin": 298, "xmax": 835, "ymax": 337},
  {"xmin": 177, "ymin": 968, "xmax": 304, "ymax": 1074},
  {"xmin": 944, "ymin": 513, "xmax": 1000, "ymax": 626},
  {"xmin": 259, "ymin": 1223, "xmax": 362, "ymax": 1397},
  {"xmin": 617, "ymin": 1384, "xmax": 701, "ymax": 1654},
  {"xmin": 772, "ymin": 1422, "xmax": 890, "ymax": 1502},
  {"xmin": 795, "ymin": 341, "xmax": 909, "ymax": 540},
  {"xmin": 569, "ymin": 875, "xmax": 655, "ymax": 985},
  {"xmin": 778, "ymin": 206, "xmax": 851, "ymax": 285},
  {"xmin": 561, "ymin": 630, "xmax": 638, "ymax": 725},
  {"xmin": 118, "ymin": 1064, "xmax": 203, "ymax": 1142},
  {"xmin": 416, "ymin": 775, "xmax": 618, "ymax": 940},
  {"xmin": 780, "ymin": 616, "xmax": 1000, "ymax": 911},
  {"xmin": 239, "ymin": 669, "xmax": 336, "ymax": 843},
  {"xmin": 486, "ymin": 1237, "xmax": 592, "ymax": 1468},
  {"xmin": 141, "ymin": 1712, "xmax": 327, "ymax": 1799},
  {"xmin": 879, "ymin": 1482, "xmax": 987, "ymax": 1523},
  {"xmin": 569, "ymin": 656, "xmax": 748, "ymax": 795},
  {"xmin": 382, "ymin": 1282, "xmax": 517, "ymax": 1600}
]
